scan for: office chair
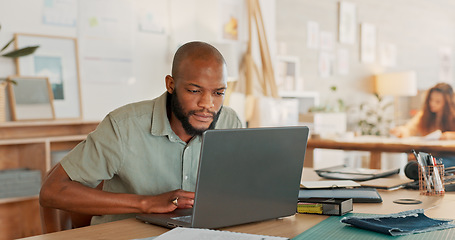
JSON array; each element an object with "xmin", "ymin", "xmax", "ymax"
[{"xmin": 40, "ymin": 164, "xmax": 103, "ymax": 233}]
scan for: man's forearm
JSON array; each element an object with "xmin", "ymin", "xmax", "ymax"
[
  {"xmin": 39, "ymin": 164, "xmax": 194, "ymax": 215},
  {"xmin": 39, "ymin": 166, "xmax": 146, "ymax": 215}
]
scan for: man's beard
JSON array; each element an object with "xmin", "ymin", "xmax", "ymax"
[{"xmin": 170, "ymin": 92, "xmax": 222, "ymax": 136}]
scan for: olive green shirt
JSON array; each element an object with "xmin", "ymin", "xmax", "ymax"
[{"xmin": 61, "ymin": 92, "xmax": 242, "ymax": 225}]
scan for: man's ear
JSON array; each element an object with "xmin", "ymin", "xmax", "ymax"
[{"xmin": 165, "ymin": 75, "xmax": 175, "ymax": 94}]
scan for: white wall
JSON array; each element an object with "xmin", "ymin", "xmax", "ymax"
[
  {"xmin": 276, "ymin": 0, "xmax": 455, "ymax": 120},
  {"xmin": 2, "ymin": 0, "xmax": 455, "ymax": 123},
  {"xmin": 0, "ymin": 0, "xmax": 276, "ymax": 120}
]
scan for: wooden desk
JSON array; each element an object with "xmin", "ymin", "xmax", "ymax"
[
  {"xmin": 19, "ymin": 169, "xmax": 455, "ymax": 240},
  {"xmin": 305, "ymin": 136, "xmax": 455, "ymax": 169}
]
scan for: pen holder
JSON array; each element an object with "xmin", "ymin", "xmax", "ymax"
[{"xmin": 419, "ymin": 164, "xmax": 445, "ymax": 196}]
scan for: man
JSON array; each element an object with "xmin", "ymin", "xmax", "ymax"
[{"xmin": 39, "ymin": 41, "xmax": 242, "ymax": 225}]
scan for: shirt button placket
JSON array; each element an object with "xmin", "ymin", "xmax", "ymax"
[{"xmin": 182, "ymin": 146, "xmax": 190, "ymax": 190}]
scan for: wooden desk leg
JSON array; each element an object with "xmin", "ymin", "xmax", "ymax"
[
  {"xmin": 370, "ymin": 151, "xmax": 381, "ymax": 169},
  {"xmin": 304, "ymin": 148, "xmax": 314, "ymax": 168}
]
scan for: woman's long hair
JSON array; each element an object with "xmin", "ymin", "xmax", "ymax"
[{"xmin": 419, "ymin": 83, "xmax": 455, "ymax": 134}]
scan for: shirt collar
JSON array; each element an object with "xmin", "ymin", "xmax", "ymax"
[{"xmin": 151, "ymin": 92, "xmax": 174, "ymax": 137}]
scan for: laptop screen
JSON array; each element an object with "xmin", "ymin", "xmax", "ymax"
[
  {"xmin": 191, "ymin": 126, "xmax": 309, "ymax": 228},
  {"xmin": 136, "ymin": 126, "xmax": 309, "ymax": 229}
]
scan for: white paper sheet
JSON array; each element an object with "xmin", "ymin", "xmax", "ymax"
[
  {"xmin": 78, "ymin": 0, "xmax": 134, "ymax": 84},
  {"xmin": 151, "ymin": 227, "xmax": 288, "ymax": 240},
  {"xmin": 301, "ymin": 180, "xmax": 361, "ymax": 189},
  {"xmin": 43, "ymin": 0, "xmax": 77, "ymax": 27}
]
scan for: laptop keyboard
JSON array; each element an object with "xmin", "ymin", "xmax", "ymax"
[{"xmin": 171, "ymin": 215, "xmax": 192, "ymax": 223}]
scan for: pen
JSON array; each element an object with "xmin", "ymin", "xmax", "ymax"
[
  {"xmin": 415, "ymin": 151, "xmax": 432, "ymax": 192},
  {"xmin": 426, "ymin": 154, "xmax": 435, "ymax": 188},
  {"xmin": 411, "ymin": 149, "xmax": 419, "ymax": 161},
  {"xmin": 431, "ymin": 156, "xmax": 444, "ymax": 194}
]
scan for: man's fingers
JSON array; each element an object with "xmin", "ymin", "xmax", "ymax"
[
  {"xmin": 174, "ymin": 189, "xmax": 195, "ymax": 199},
  {"xmin": 173, "ymin": 196, "xmax": 194, "ymax": 208}
]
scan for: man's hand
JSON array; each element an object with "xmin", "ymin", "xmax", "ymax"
[{"xmin": 139, "ymin": 189, "xmax": 195, "ymax": 213}]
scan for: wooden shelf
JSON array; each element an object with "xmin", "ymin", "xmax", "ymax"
[
  {"xmin": 0, "ymin": 195, "xmax": 39, "ymax": 204},
  {"xmin": 0, "ymin": 134, "xmax": 88, "ymax": 144},
  {"xmin": 0, "ymin": 120, "xmax": 99, "ymax": 239},
  {"xmin": 0, "ymin": 119, "xmax": 99, "ymax": 140}
]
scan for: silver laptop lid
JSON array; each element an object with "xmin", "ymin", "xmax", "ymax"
[{"xmin": 191, "ymin": 126, "xmax": 308, "ymax": 228}]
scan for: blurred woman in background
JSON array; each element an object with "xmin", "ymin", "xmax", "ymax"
[{"xmin": 390, "ymin": 82, "xmax": 455, "ymax": 167}]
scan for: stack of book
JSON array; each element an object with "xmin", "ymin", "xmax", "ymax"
[{"xmin": 0, "ymin": 168, "xmax": 41, "ymax": 199}]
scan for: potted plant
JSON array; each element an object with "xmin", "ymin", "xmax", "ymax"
[
  {"xmin": 308, "ymin": 85, "xmax": 346, "ymax": 113},
  {"xmin": 1, "ymin": 23, "xmax": 39, "ymax": 121},
  {"xmin": 357, "ymin": 93, "xmax": 393, "ymax": 136},
  {"xmin": 1, "ymin": 23, "xmax": 39, "ymax": 82}
]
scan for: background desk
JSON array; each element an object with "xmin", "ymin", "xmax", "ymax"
[
  {"xmin": 306, "ymin": 136, "xmax": 455, "ymax": 169},
  {"xmin": 19, "ymin": 169, "xmax": 455, "ymax": 240}
]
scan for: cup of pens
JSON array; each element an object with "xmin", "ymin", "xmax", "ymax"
[{"xmin": 412, "ymin": 150, "xmax": 445, "ymax": 196}]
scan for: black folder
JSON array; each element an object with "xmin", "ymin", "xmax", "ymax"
[
  {"xmin": 298, "ymin": 188, "xmax": 382, "ymax": 203},
  {"xmin": 315, "ymin": 165, "xmax": 400, "ymax": 181}
]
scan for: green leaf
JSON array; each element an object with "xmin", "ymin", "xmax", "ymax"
[
  {"xmin": 2, "ymin": 45, "xmax": 39, "ymax": 58},
  {"xmin": 0, "ymin": 78, "xmax": 17, "ymax": 85},
  {"xmin": 366, "ymin": 110, "xmax": 376, "ymax": 115},
  {"xmin": 1, "ymin": 38, "xmax": 14, "ymax": 53},
  {"xmin": 384, "ymin": 102, "xmax": 393, "ymax": 109}
]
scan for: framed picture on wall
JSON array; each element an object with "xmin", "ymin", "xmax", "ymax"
[
  {"xmin": 15, "ymin": 33, "xmax": 82, "ymax": 119},
  {"xmin": 360, "ymin": 23, "xmax": 377, "ymax": 63},
  {"xmin": 338, "ymin": 1, "xmax": 357, "ymax": 45},
  {"xmin": 219, "ymin": 0, "xmax": 241, "ymax": 41},
  {"xmin": 7, "ymin": 76, "xmax": 55, "ymax": 121},
  {"xmin": 275, "ymin": 56, "xmax": 301, "ymax": 92}
]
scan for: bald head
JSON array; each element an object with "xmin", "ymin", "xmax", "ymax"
[
  {"xmin": 171, "ymin": 41, "xmax": 226, "ymax": 80},
  {"xmin": 165, "ymin": 41, "xmax": 228, "ymax": 139}
]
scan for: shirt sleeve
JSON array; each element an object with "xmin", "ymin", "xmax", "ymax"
[{"xmin": 60, "ymin": 113, "xmax": 124, "ymax": 188}]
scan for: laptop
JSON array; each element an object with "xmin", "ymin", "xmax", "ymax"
[{"xmin": 136, "ymin": 126, "xmax": 309, "ymax": 229}]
